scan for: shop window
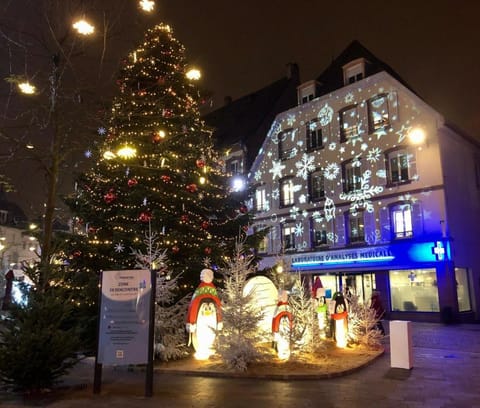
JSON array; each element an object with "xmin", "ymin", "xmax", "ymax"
[
  {"xmin": 339, "ymin": 105, "xmax": 359, "ymax": 142},
  {"xmin": 254, "ymin": 186, "xmax": 268, "ymax": 212},
  {"xmin": 368, "ymin": 94, "xmax": 390, "ymax": 133},
  {"xmin": 455, "ymin": 268, "xmax": 472, "ymax": 312},
  {"xmin": 342, "ymin": 159, "xmax": 362, "ymax": 193},
  {"xmin": 391, "ymin": 202, "xmax": 413, "ymax": 238},
  {"xmin": 306, "ymin": 118, "xmax": 323, "ymax": 151},
  {"xmin": 308, "ymin": 169, "xmax": 325, "ymax": 202},
  {"xmin": 389, "ymin": 269, "xmax": 440, "ymax": 312},
  {"xmin": 346, "ymin": 211, "xmax": 365, "ymax": 244},
  {"xmin": 279, "ymin": 177, "xmax": 295, "ymax": 207},
  {"xmin": 385, "ymin": 147, "xmax": 415, "ymax": 185},
  {"xmin": 282, "ymin": 223, "xmax": 296, "ymax": 251}
]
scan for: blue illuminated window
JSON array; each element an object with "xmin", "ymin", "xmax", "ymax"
[{"xmin": 391, "ymin": 203, "xmax": 413, "ymax": 238}]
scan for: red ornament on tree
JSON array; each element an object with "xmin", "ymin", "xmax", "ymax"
[
  {"xmin": 128, "ymin": 178, "xmax": 138, "ymax": 187},
  {"xmin": 139, "ymin": 211, "xmax": 152, "ymax": 223},
  {"xmin": 104, "ymin": 189, "xmax": 116, "ymax": 204},
  {"xmin": 204, "ymin": 247, "xmax": 212, "ymax": 255},
  {"xmin": 186, "ymin": 183, "xmax": 197, "ymax": 193},
  {"xmin": 242, "ymin": 225, "xmax": 249, "ymax": 232},
  {"xmin": 201, "ymin": 221, "xmax": 209, "ymax": 230},
  {"xmin": 162, "ymin": 109, "xmax": 173, "ymax": 118},
  {"xmin": 181, "ymin": 214, "xmax": 189, "ymax": 222},
  {"xmin": 196, "ymin": 158, "xmax": 206, "ymax": 168},
  {"xmin": 73, "ymin": 250, "xmax": 82, "ymax": 258},
  {"xmin": 152, "ymin": 132, "xmax": 162, "ymax": 143},
  {"xmin": 239, "ymin": 204, "xmax": 248, "ymax": 214},
  {"xmin": 172, "ymin": 245, "xmax": 180, "ymax": 254},
  {"xmin": 158, "ymin": 76, "xmax": 166, "ymax": 85},
  {"xmin": 161, "ymin": 175, "xmax": 171, "ymax": 183}
]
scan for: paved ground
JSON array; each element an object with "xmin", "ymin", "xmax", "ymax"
[{"xmin": 2, "ymin": 322, "xmax": 480, "ymax": 407}]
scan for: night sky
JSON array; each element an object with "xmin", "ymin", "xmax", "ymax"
[{"xmin": 1, "ymin": 0, "xmax": 480, "ymax": 218}]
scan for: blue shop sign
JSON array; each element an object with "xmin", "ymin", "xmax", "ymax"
[{"xmin": 291, "ymin": 240, "xmax": 449, "ymax": 270}]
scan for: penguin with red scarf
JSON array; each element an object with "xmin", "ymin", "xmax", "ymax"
[
  {"xmin": 185, "ymin": 268, "xmax": 222, "ymax": 359},
  {"xmin": 271, "ymin": 290, "xmax": 293, "ymax": 359}
]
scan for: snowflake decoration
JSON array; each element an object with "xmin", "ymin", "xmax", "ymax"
[
  {"xmin": 376, "ymin": 169, "xmax": 387, "ymax": 179},
  {"xmin": 286, "ymin": 114, "xmax": 296, "ymax": 126},
  {"xmin": 272, "ymin": 188, "xmax": 280, "ymax": 200},
  {"xmin": 84, "ymin": 150, "xmax": 92, "ymax": 158},
  {"xmin": 299, "ymin": 194, "xmax": 307, "ymax": 204},
  {"xmin": 396, "ymin": 124, "xmax": 412, "ymax": 144},
  {"xmin": 289, "ymin": 206, "xmax": 300, "ymax": 219},
  {"xmin": 269, "ymin": 160, "xmax": 286, "ymax": 179},
  {"xmin": 344, "ymin": 92, "xmax": 354, "ymax": 104},
  {"xmin": 114, "ymin": 243, "xmax": 125, "ymax": 253},
  {"xmin": 312, "ymin": 211, "xmax": 323, "ymax": 222},
  {"xmin": 324, "ymin": 163, "xmax": 340, "ymax": 180},
  {"xmin": 328, "ymin": 142, "xmax": 337, "ymax": 151},
  {"xmin": 294, "ymin": 223, "xmax": 304, "ymax": 237},
  {"xmin": 254, "ymin": 170, "xmax": 263, "ymax": 181},
  {"xmin": 295, "ymin": 153, "xmax": 316, "ymax": 180},
  {"xmin": 327, "ymin": 232, "xmax": 337, "ymax": 243},
  {"xmin": 339, "ymin": 170, "xmax": 384, "ymax": 214},
  {"xmin": 360, "ymin": 143, "xmax": 368, "ymax": 151},
  {"xmin": 367, "ymin": 147, "xmax": 382, "ymax": 163},
  {"xmin": 269, "ymin": 123, "xmax": 282, "ymax": 143},
  {"xmin": 317, "ymin": 103, "xmax": 334, "ymax": 126},
  {"xmin": 339, "ymin": 146, "xmax": 346, "ymax": 154},
  {"xmin": 97, "ymin": 127, "xmax": 107, "ymax": 135}
]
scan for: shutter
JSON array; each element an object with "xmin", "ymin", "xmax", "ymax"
[
  {"xmin": 379, "ymin": 206, "xmax": 391, "ymax": 243},
  {"xmin": 388, "ymin": 91, "xmax": 399, "ymax": 123},
  {"xmin": 411, "ymin": 202, "xmax": 424, "ymax": 237},
  {"xmin": 363, "ymin": 210, "xmax": 377, "ymax": 245},
  {"xmin": 335, "ymin": 212, "xmax": 346, "ymax": 245}
]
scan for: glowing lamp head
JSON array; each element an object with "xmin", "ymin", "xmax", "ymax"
[
  {"xmin": 73, "ymin": 19, "xmax": 95, "ymax": 36},
  {"xmin": 231, "ymin": 176, "xmax": 245, "ymax": 192},
  {"xmin": 139, "ymin": 0, "xmax": 155, "ymax": 12},
  {"xmin": 18, "ymin": 81, "xmax": 36, "ymax": 95},
  {"xmin": 117, "ymin": 145, "xmax": 137, "ymax": 159},
  {"xmin": 186, "ymin": 68, "xmax": 201, "ymax": 81},
  {"xmin": 408, "ymin": 127, "xmax": 426, "ymax": 145}
]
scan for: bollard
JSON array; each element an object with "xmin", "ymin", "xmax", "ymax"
[{"xmin": 390, "ymin": 320, "xmax": 413, "ymax": 369}]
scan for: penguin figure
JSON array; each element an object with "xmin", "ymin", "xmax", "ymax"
[
  {"xmin": 271, "ymin": 290, "xmax": 292, "ymax": 360},
  {"xmin": 331, "ymin": 291, "xmax": 348, "ymax": 348}
]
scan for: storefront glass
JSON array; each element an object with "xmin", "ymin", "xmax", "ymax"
[
  {"xmin": 455, "ymin": 268, "xmax": 471, "ymax": 312},
  {"xmin": 389, "ymin": 268, "xmax": 439, "ymax": 312}
]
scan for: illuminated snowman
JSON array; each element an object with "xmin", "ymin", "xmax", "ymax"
[
  {"xmin": 186, "ymin": 268, "xmax": 222, "ymax": 360},
  {"xmin": 271, "ymin": 290, "xmax": 292, "ymax": 360}
]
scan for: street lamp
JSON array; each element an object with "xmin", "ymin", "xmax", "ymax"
[{"xmin": 72, "ymin": 19, "xmax": 95, "ymax": 36}]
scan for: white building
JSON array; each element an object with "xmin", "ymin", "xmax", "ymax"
[{"xmin": 249, "ymin": 41, "xmax": 480, "ymax": 323}]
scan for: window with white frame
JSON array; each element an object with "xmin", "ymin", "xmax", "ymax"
[
  {"xmin": 340, "ymin": 105, "xmax": 359, "ymax": 142},
  {"xmin": 368, "ymin": 94, "xmax": 390, "ymax": 132},
  {"xmin": 226, "ymin": 157, "xmax": 242, "ymax": 175},
  {"xmin": 391, "ymin": 202, "xmax": 413, "ymax": 239},
  {"xmin": 308, "ymin": 169, "xmax": 325, "ymax": 201},
  {"xmin": 306, "ymin": 118, "xmax": 323, "ymax": 150},
  {"xmin": 343, "ymin": 159, "xmax": 362, "ymax": 193},
  {"xmin": 254, "ymin": 186, "xmax": 268, "ymax": 212},
  {"xmin": 347, "ymin": 211, "xmax": 365, "ymax": 243},
  {"xmin": 282, "ymin": 223, "xmax": 296, "ymax": 251},
  {"xmin": 343, "ymin": 59, "xmax": 365, "ymax": 85},
  {"xmin": 386, "ymin": 148, "xmax": 412, "ymax": 184},
  {"xmin": 279, "ymin": 177, "xmax": 295, "ymax": 207},
  {"xmin": 255, "ymin": 224, "xmax": 269, "ymax": 253},
  {"xmin": 311, "ymin": 219, "xmax": 328, "ymax": 247}
]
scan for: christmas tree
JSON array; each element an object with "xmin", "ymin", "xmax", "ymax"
[{"xmin": 65, "ymin": 23, "xmax": 260, "ymax": 291}]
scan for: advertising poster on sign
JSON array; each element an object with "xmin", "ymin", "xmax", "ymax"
[{"xmin": 98, "ymin": 269, "xmax": 151, "ymax": 365}]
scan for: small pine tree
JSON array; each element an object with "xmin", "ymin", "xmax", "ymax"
[
  {"xmin": 345, "ymin": 292, "xmax": 384, "ymax": 349},
  {"xmin": 0, "ymin": 287, "xmax": 80, "ymax": 393},
  {"xmin": 215, "ymin": 241, "xmax": 266, "ymax": 371},
  {"xmin": 131, "ymin": 232, "xmax": 190, "ymax": 361}
]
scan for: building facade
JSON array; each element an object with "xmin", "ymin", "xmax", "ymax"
[{"xmin": 248, "ymin": 43, "xmax": 480, "ymax": 323}]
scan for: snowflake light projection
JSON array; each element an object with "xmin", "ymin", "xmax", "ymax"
[
  {"xmin": 295, "ymin": 153, "xmax": 316, "ymax": 180},
  {"xmin": 339, "ymin": 170, "xmax": 384, "ymax": 214},
  {"xmin": 324, "ymin": 163, "xmax": 340, "ymax": 180},
  {"xmin": 269, "ymin": 160, "xmax": 286, "ymax": 179},
  {"xmin": 367, "ymin": 147, "xmax": 382, "ymax": 163},
  {"xmin": 318, "ymin": 103, "xmax": 334, "ymax": 126},
  {"xmin": 294, "ymin": 223, "xmax": 304, "ymax": 237}
]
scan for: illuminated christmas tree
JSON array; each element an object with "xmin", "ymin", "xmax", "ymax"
[{"xmin": 65, "ymin": 23, "xmax": 259, "ymax": 291}]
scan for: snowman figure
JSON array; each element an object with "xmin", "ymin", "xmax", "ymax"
[
  {"xmin": 315, "ymin": 288, "xmax": 328, "ymax": 339},
  {"xmin": 186, "ymin": 268, "xmax": 222, "ymax": 360},
  {"xmin": 271, "ymin": 290, "xmax": 292, "ymax": 360}
]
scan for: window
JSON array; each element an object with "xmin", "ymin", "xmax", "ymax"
[
  {"xmin": 368, "ymin": 94, "xmax": 390, "ymax": 132},
  {"xmin": 386, "ymin": 148, "xmax": 412, "ymax": 184},
  {"xmin": 226, "ymin": 158, "xmax": 242, "ymax": 175},
  {"xmin": 391, "ymin": 203, "xmax": 413, "ymax": 238},
  {"xmin": 306, "ymin": 119, "xmax": 323, "ymax": 150},
  {"xmin": 347, "ymin": 211, "xmax": 365, "ymax": 243},
  {"xmin": 254, "ymin": 186, "xmax": 268, "ymax": 212},
  {"xmin": 455, "ymin": 268, "xmax": 472, "ymax": 312},
  {"xmin": 278, "ymin": 128, "xmax": 296, "ymax": 160},
  {"xmin": 389, "ymin": 269, "xmax": 439, "ymax": 312},
  {"xmin": 340, "ymin": 105, "xmax": 359, "ymax": 142},
  {"xmin": 343, "ymin": 160, "xmax": 362, "ymax": 193},
  {"xmin": 279, "ymin": 177, "xmax": 295, "ymax": 207},
  {"xmin": 302, "ymin": 94, "xmax": 314, "ymax": 104},
  {"xmin": 282, "ymin": 224, "xmax": 296, "ymax": 251},
  {"xmin": 255, "ymin": 225, "xmax": 269, "ymax": 254},
  {"xmin": 308, "ymin": 169, "xmax": 325, "ymax": 201},
  {"xmin": 343, "ymin": 59, "xmax": 366, "ymax": 85},
  {"xmin": 311, "ymin": 222, "xmax": 328, "ymax": 247}
]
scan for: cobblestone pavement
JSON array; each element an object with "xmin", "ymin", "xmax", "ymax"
[{"xmin": 2, "ymin": 322, "xmax": 480, "ymax": 408}]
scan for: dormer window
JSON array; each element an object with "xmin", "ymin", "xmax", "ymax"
[
  {"xmin": 297, "ymin": 80, "xmax": 318, "ymax": 105},
  {"xmin": 342, "ymin": 58, "xmax": 367, "ymax": 86}
]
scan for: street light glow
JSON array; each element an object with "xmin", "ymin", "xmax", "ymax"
[
  {"xmin": 73, "ymin": 19, "xmax": 95, "ymax": 35},
  {"xmin": 139, "ymin": 0, "xmax": 155, "ymax": 12},
  {"xmin": 186, "ymin": 68, "xmax": 201, "ymax": 80},
  {"xmin": 408, "ymin": 127, "xmax": 426, "ymax": 145},
  {"xmin": 18, "ymin": 81, "xmax": 36, "ymax": 94}
]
